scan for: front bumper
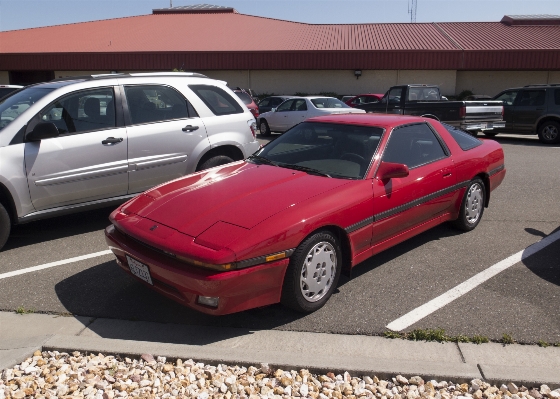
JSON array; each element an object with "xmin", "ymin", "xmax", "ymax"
[{"xmin": 104, "ymin": 224, "xmax": 289, "ymax": 315}]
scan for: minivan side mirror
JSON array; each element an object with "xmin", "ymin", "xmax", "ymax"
[
  {"xmin": 26, "ymin": 122, "xmax": 60, "ymax": 141},
  {"xmin": 271, "ymin": 108, "xmax": 277, "ymax": 112},
  {"xmin": 377, "ymin": 161, "xmax": 409, "ymax": 180}
]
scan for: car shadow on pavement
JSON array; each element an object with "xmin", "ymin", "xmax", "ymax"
[
  {"xmin": 4, "ymin": 207, "xmax": 115, "ymax": 251},
  {"xmin": 487, "ymin": 135, "xmax": 554, "ymax": 147},
  {"xmin": 54, "ymin": 222, "xmax": 465, "ymax": 345},
  {"xmin": 522, "ymin": 226, "xmax": 560, "ymax": 287}
]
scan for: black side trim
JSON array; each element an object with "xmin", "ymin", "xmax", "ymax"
[
  {"xmin": 489, "ymin": 164, "xmax": 505, "ymax": 176},
  {"xmin": 345, "ymin": 180, "xmax": 469, "ymax": 233}
]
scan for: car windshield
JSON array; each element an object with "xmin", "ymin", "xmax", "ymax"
[
  {"xmin": 0, "ymin": 87, "xmax": 54, "ymax": 131},
  {"xmin": 252, "ymin": 122, "xmax": 384, "ymax": 179},
  {"xmin": 310, "ymin": 98, "xmax": 350, "ymax": 109},
  {"xmin": 0, "ymin": 87, "xmax": 20, "ymax": 99},
  {"xmin": 234, "ymin": 91, "xmax": 253, "ymax": 105}
]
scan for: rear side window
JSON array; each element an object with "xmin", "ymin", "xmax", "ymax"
[
  {"xmin": 555, "ymin": 89, "xmax": 560, "ymax": 105},
  {"xmin": 124, "ymin": 85, "xmax": 193, "ymax": 125},
  {"xmin": 190, "ymin": 85, "xmax": 243, "ymax": 116},
  {"xmin": 383, "ymin": 123, "xmax": 447, "ymax": 169},
  {"xmin": 441, "ymin": 123, "xmax": 482, "ymax": 151},
  {"xmin": 234, "ymin": 91, "xmax": 253, "ymax": 105}
]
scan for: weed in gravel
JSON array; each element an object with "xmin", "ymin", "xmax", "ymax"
[
  {"xmin": 537, "ymin": 340, "xmax": 550, "ymax": 348},
  {"xmin": 384, "ymin": 330, "xmax": 403, "ymax": 339},
  {"xmin": 406, "ymin": 328, "xmax": 448, "ymax": 342},
  {"xmin": 15, "ymin": 306, "xmax": 34, "ymax": 315},
  {"xmin": 501, "ymin": 333, "xmax": 514, "ymax": 344},
  {"xmin": 471, "ymin": 334, "xmax": 489, "ymax": 344},
  {"xmin": 554, "ymin": 342, "xmax": 560, "ymax": 347}
]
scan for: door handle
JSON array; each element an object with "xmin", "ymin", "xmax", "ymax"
[
  {"xmin": 441, "ymin": 167, "xmax": 452, "ymax": 177},
  {"xmin": 102, "ymin": 137, "xmax": 123, "ymax": 145},
  {"xmin": 182, "ymin": 125, "xmax": 199, "ymax": 132}
]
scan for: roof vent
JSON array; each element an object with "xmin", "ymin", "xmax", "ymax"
[
  {"xmin": 501, "ymin": 15, "xmax": 560, "ymax": 26},
  {"xmin": 152, "ymin": 4, "xmax": 237, "ymax": 14}
]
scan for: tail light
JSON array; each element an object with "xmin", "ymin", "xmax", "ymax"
[
  {"xmin": 501, "ymin": 105, "xmax": 504, "ymax": 118},
  {"xmin": 459, "ymin": 105, "xmax": 466, "ymax": 118},
  {"xmin": 248, "ymin": 120, "xmax": 257, "ymax": 139},
  {"xmin": 250, "ymin": 108, "xmax": 259, "ymax": 118}
]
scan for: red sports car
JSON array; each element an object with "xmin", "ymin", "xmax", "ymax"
[
  {"xmin": 105, "ymin": 114, "xmax": 505, "ymax": 315},
  {"xmin": 345, "ymin": 94, "xmax": 384, "ymax": 107}
]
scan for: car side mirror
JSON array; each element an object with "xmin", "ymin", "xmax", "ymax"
[
  {"xmin": 271, "ymin": 108, "xmax": 276, "ymax": 112},
  {"xmin": 26, "ymin": 122, "xmax": 60, "ymax": 141},
  {"xmin": 377, "ymin": 161, "xmax": 409, "ymax": 180}
]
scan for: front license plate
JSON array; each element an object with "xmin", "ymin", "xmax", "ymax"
[{"xmin": 126, "ymin": 255, "xmax": 153, "ymax": 285}]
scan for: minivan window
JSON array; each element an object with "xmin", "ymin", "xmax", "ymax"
[
  {"xmin": 516, "ymin": 90, "xmax": 546, "ymax": 107},
  {"xmin": 38, "ymin": 87, "xmax": 116, "ymax": 134},
  {"xmin": 125, "ymin": 85, "xmax": 191, "ymax": 125},
  {"xmin": 234, "ymin": 91, "xmax": 253, "ymax": 105},
  {"xmin": 554, "ymin": 89, "xmax": 560, "ymax": 105},
  {"xmin": 494, "ymin": 90, "xmax": 518, "ymax": 106},
  {"xmin": 0, "ymin": 87, "xmax": 54, "ymax": 131},
  {"xmin": 189, "ymin": 85, "xmax": 243, "ymax": 116}
]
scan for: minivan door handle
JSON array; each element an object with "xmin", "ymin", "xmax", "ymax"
[
  {"xmin": 182, "ymin": 125, "xmax": 199, "ymax": 132},
  {"xmin": 102, "ymin": 137, "xmax": 123, "ymax": 145}
]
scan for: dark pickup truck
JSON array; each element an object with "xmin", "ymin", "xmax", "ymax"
[
  {"xmin": 356, "ymin": 84, "xmax": 505, "ymax": 134},
  {"xmin": 491, "ymin": 84, "xmax": 560, "ymax": 144}
]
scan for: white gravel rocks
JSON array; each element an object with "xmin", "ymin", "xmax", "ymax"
[{"xmin": 1, "ymin": 351, "xmax": 559, "ymax": 399}]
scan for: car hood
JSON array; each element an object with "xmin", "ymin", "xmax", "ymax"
[{"xmin": 122, "ymin": 161, "xmax": 351, "ymax": 238}]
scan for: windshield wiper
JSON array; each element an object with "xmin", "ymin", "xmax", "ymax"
[
  {"xmin": 247, "ymin": 155, "xmax": 277, "ymax": 166},
  {"xmin": 278, "ymin": 163, "xmax": 332, "ymax": 178}
]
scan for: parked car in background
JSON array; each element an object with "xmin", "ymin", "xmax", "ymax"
[
  {"xmin": 257, "ymin": 95, "xmax": 293, "ymax": 114},
  {"xmin": 258, "ymin": 96, "xmax": 365, "ymax": 136},
  {"xmin": 340, "ymin": 95, "xmax": 355, "ymax": 102},
  {"xmin": 0, "ymin": 72, "xmax": 260, "ymax": 250},
  {"xmin": 105, "ymin": 113, "xmax": 505, "ymax": 315},
  {"xmin": 355, "ymin": 84, "xmax": 505, "ymax": 135},
  {"xmin": 345, "ymin": 93, "xmax": 383, "ymax": 108},
  {"xmin": 0, "ymin": 85, "xmax": 23, "ymax": 99},
  {"xmin": 491, "ymin": 84, "xmax": 560, "ymax": 144},
  {"xmin": 233, "ymin": 89, "xmax": 259, "ymax": 119}
]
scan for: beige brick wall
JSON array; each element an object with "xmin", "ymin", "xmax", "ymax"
[
  {"xmin": 0, "ymin": 71, "xmax": 9, "ymax": 85},
  {"xmin": 199, "ymin": 69, "xmax": 459, "ymax": 96},
  {"xmin": 456, "ymin": 71, "xmax": 551, "ymax": 97}
]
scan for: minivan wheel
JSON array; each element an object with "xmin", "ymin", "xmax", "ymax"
[
  {"xmin": 538, "ymin": 121, "xmax": 560, "ymax": 144},
  {"xmin": 198, "ymin": 155, "xmax": 234, "ymax": 171},
  {"xmin": 452, "ymin": 178, "xmax": 485, "ymax": 232},
  {"xmin": 281, "ymin": 230, "xmax": 342, "ymax": 313},
  {"xmin": 259, "ymin": 120, "xmax": 271, "ymax": 137},
  {"xmin": 0, "ymin": 203, "xmax": 11, "ymax": 251}
]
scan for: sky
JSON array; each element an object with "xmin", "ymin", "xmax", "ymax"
[{"xmin": 0, "ymin": 0, "xmax": 559, "ymax": 31}]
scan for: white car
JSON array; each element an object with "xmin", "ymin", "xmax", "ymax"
[
  {"xmin": 0, "ymin": 72, "xmax": 260, "ymax": 250},
  {"xmin": 257, "ymin": 96, "xmax": 365, "ymax": 136}
]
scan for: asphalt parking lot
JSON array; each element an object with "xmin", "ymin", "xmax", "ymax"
[{"xmin": 0, "ymin": 133, "xmax": 558, "ymax": 344}]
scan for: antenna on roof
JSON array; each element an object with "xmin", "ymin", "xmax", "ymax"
[
  {"xmin": 408, "ymin": 0, "xmax": 417, "ymax": 23},
  {"xmin": 170, "ymin": 0, "xmax": 173, "ymax": 7}
]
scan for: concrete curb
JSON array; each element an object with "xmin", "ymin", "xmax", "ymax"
[{"xmin": 1, "ymin": 312, "xmax": 559, "ymax": 389}]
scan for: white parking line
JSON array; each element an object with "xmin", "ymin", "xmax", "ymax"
[
  {"xmin": 386, "ymin": 229, "xmax": 560, "ymax": 331},
  {"xmin": 0, "ymin": 250, "xmax": 113, "ymax": 280}
]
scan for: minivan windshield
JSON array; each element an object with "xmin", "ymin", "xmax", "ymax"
[
  {"xmin": 0, "ymin": 87, "xmax": 54, "ymax": 131},
  {"xmin": 249, "ymin": 122, "xmax": 383, "ymax": 179}
]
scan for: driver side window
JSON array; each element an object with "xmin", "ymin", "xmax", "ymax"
[
  {"xmin": 38, "ymin": 87, "xmax": 116, "ymax": 135},
  {"xmin": 494, "ymin": 90, "xmax": 518, "ymax": 106}
]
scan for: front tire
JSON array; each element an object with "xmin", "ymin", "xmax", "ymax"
[
  {"xmin": 259, "ymin": 120, "xmax": 271, "ymax": 137},
  {"xmin": 0, "ymin": 203, "xmax": 11, "ymax": 251},
  {"xmin": 198, "ymin": 155, "xmax": 234, "ymax": 171},
  {"xmin": 537, "ymin": 121, "xmax": 560, "ymax": 144},
  {"xmin": 452, "ymin": 178, "xmax": 485, "ymax": 231},
  {"xmin": 281, "ymin": 231, "xmax": 342, "ymax": 313}
]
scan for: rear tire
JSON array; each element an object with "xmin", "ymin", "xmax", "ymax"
[
  {"xmin": 259, "ymin": 120, "xmax": 271, "ymax": 137},
  {"xmin": 537, "ymin": 121, "xmax": 560, "ymax": 144},
  {"xmin": 452, "ymin": 178, "xmax": 485, "ymax": 232},
  {"xmin": 0, "ymin": 203, "xmax": 11, "ymax": 251},
  {"xmin": 198, "ymin": 155, "xmax": 234, "ymax": 171},
  {"xmin": 281, "ymin": 230, "xmax": 342, "ymax": 313}
]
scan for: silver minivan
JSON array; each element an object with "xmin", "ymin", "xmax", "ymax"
[{"xmin": 0, "ymin": 72, "xmax": 260, "ymax": 250}]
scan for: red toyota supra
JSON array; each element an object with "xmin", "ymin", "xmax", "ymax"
[{"xmin": 105, "ymin": 114, "xmax": 505, "ymax": 315}]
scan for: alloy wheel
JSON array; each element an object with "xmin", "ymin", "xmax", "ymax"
[{"xmin": 300, "ymin": 241, "xmax": 336, "ymax": 302}]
